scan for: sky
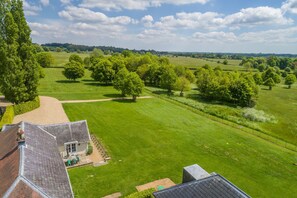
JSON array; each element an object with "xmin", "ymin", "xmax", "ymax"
[{"xmin": 24, "ymin": 0, "xmax": 297, "ymax": 54}]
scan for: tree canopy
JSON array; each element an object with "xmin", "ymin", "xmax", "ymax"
[{"xmin": 0, "ymin": 0, "xmax": 40, "ymax": 104}]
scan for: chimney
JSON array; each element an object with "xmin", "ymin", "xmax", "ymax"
[
  {"xmin": 182, "ymin": 164, "xmax": 210, "ymax": 183},
  {"xmin": 17, "ymin": 128, "xmax": 25, "ymax": 146}
]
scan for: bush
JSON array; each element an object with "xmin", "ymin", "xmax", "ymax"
[
  {"xmin": 125, "ymin": 188, "xmax": 155, "ymax": 198},
  {"xmin": 86, "ymin": 143, "xmax": 93, "ymax": 155},
  {"xmin": 13, "ymin": 97, "xmax": 40, "ymax": 115},
  {"xmin": 0, "ymin": 106, "xmax": 15, "ymax": 129},
  {"xmin": 243, "ymin": 108, "xmax": 276, "ymax": 123}
]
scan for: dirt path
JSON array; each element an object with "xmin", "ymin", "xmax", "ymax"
[
  {"xmin": 13, "ymin": 96, "xmax": 70, "ymax": 125},
  {"xmin": 61, "ymin": 96, "xmax": 153, "ymax": 104}
]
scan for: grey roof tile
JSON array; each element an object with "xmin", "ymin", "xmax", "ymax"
[{"xmin": 153, "ymin": 174, "xmax": 250, "ymax": 198}]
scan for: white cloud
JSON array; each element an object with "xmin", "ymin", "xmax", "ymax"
[
  {"xmin": 240, "ymin": 27, "xmax": 297, "ymax": 43},
  {"xmin": 141, "ymin": 15, "xmax": 154, "ymax": 27},
  {"xmin": 224, "ymin": 6, "xmax": 293, "ymax": 27},
  {"xmin": 59, "ymin": 6, "xmax": 136, "ymax": 25},
  {"xmin": 40, "ymin": 0, "xmax": 49, "ymax": 6},
  {"xmin": 60, "ymin": 0, "xmax": 71, "ymax": 5},
  {"xmin": 23, "ymin": 0, "xmax": 41, "ymax": 16},
  {"xmin": 193, "ymin": 31, "xmax": 237, "ymax": 42},
  {"xmin": 282, "ymin": 0, "xmax": 297, "ymax": 14},
  {"xmin": 79, "ymin": 0, "xmax": 209, "ymax": 11}
]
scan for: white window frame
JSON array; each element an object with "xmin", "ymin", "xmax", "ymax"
[{"xmin": 64, "ymin": 141, "xmax": 78, "ymax": 154}]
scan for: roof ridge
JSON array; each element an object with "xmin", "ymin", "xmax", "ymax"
[{"xmin": 39, "ymin": 120, "xmax": 87, "ymax": 127}]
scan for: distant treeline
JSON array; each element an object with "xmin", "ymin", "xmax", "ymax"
[
  {"xmin": 39, "ymin": 43, "xmax": 297, "ymax": 59},
  {"xmin": 40, "ymin": 43, "xmax": 164, "ymax": 55}
]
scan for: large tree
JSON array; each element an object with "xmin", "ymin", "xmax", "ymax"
[
  {"xmin": 91, "ymin": 59, "xmax": 115, "ymax": 85},
  {"xmin": 285, "ymin": 74, "xmax": 296, "ymax": 89},
  {"xmin": 0, "ymin": 0, "xmax": 40, "ymax": 104},
  {"xmin": 36, "ymin": 52, "xmax": 54, "ymax": 68},
  {"xmin": 63, "ymin": 61, "xmax": 84, "ymax": 81}
]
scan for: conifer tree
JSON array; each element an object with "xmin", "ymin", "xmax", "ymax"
[{"xmin": 0, "ymin": 0, "xmax": 39, "ymax": 104}]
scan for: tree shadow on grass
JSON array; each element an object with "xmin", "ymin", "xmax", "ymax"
[
  {"xmin": 81, "ymin": 79, "xmax": 94, "ymax": 82},
  {"xmin": 84, "ymin": 82, "xmax": 113, "ymax": 87},
  {"xmin": 261, "ymin": 87, "xmax": 272, "ymax": 91},
  {"xmin": 111, "ymin": 98, "xmax": 136, "ymax": 103},
  {"xmin": 103, "ymin": 94, "xmax": 123, "ymax": 98},
  {"xmin": 56, "ymin": 80, "xmax": 80, "ymax": 84},
  {"xmin": 186, "ymin": 93, "xmax": 238, "ymax": 108},
  {"xmin": 152, "ymin": 90, "xmax": 171, "ymax": 95}
]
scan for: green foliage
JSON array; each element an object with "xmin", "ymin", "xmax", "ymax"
[
  {"xmin": 196, "ymin": 68, "xmax": 258, "ymax": 107},
  {"xmin": 36, "ymin": 52, "xmax": 54, "ymax": 68},
  {"xmin": 113, "ymin": 68, "xmax": 129, "ymax": 96},
  {"xmin": 91, "ymin": 60, "xmax": 115, "ymax": 84},
  {"xmin": 285, "ymin": 74, "xmax": 296, "ymax": 88},
  {"xmin": 114, "ymin": 71, "xmax": 144, "ymax": 101},
  {"xmin": 174, "ymin": 77, "xmax": 191, "ymax": 96},
  {"xmin": 262, "ymin": 67, "xmax": 281, "ymax": 90},
  {"xmin": 0, "ymin": 106, "xmax": 15, "ymax": 129},
  {"xmin": 253, "ymin": 73, "xmax": 263, "ymax": 85},
  {"xmin": 263, "ymin": 78, "xmax": 275, "ymax": 90},
  {"xmin": 0, "ymin": 0, "xmax": 39, "ymax": 104},
  {"xmin": 160, "ymin": 66, "xmax": 177, "ymax": 93},
  {"xmin": 90, "ymin": 48, "xmax": 104, "ymax": 58},
  {"xmin": 63, "ymin": 61, "xmax": 85, "ymax": 81},
  {"xmin": 69, "ymin": 54, "xmax": 83, "ymax": 64},
  {"xmin": 125, "ymin": 188, "xmax": 155, "ymax": 198},
  {"xmin": 86, "ymin": 143, "xmax": 93, "ymax": 155},
  {"xmin": 13, "ymin": 97, "xmax": 40, "ymax": 115},
  {"xmin": 223, "ymin": 59, "xmax": 228, "ymax": 65},
  {"xmin": 83, "ymin": 57, "xmax": 91, "ymax": 67}
]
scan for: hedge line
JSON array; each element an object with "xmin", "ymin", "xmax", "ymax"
[
  {"xmin": 13, "ymin": 97, "xmax": 40, "ymax": 115},
  {"xmin": 125, "ymin": 188, "xmax": 155, "ymax": 198},
  {"xmin": 0, "ymin": 106, "xmax": 15, "ymax": 129}
]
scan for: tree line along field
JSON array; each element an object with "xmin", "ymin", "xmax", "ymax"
[
  {"xmin": 65, "ymin": 99, "xmax": 297, "ymax": 197},
  {"xmin": 50, "ymin": 52, "xmax": 89, "ymax": 67}
]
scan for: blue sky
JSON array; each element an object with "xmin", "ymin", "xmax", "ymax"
[{"xmin": 24, "ymin": 0, "xmax": 297, "ymax": 53}]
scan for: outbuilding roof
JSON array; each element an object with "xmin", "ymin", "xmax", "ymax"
[{"xmin": 153, "ymin": 174, "xmax": 250, "ymax": 198}]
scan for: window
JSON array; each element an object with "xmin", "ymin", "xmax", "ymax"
[{"xmin": 65, "ymin": 142, "xmax": 77, "ymax": 153}]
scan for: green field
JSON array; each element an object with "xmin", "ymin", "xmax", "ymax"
[
  {"xmin": 167, "ymin": 56, "xmax": 243, "ymax": 70},
  {"xmin": 65, "ymin": 99, "xmax": 297, "ymax": 197},
  {"xmin": 38, "ymin": 68, "xmax": 120, "ymax": 100},
  {"xmin": 256, "ymin": 84, "xmax": 297, "ymax": 144},
  {"xmin": 50, "ymin": 52, "xmax": 89, "ymax": 67}
]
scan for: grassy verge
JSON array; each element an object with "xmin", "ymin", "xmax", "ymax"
[{"xmin": 65, "ymin": 99, "xmax": 297, "ymax": 197}]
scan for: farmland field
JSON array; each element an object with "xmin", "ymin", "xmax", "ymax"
[
  {"xmin": 65, "ymin": 99, "xmax": 297, "ymax": 197},
  {"xmin": 167, "ymin": 56, "xmax": 243, "ymax": 70}
]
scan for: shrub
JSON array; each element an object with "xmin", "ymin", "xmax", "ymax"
[
  {"xmin": 243, "ymin": 108, "xmax": 276, "ymax": 123},
  {"xmin": 125, "ymin": 188, "xmax": 155, "ymax": 198},
  {"xmin": 0, "ymin": 106, "xmax": 15, "ymax": 129},
  {"xmin": 13, "ymin": 97, "xmax": 40, "ymax": 115},
  {"xmin": 86, "ymin": 143, "xmax": 93, "ymax": 155}
]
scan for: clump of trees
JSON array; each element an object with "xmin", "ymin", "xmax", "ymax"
[
  {"xmin": 36, "ymin": 52, "xmax": 54, "ymax": 68},
  {"xmin": 0, "ymin": 0, "xmax": 40, "ymax": 104},
  {"xmin": 62, "ymin": 54, "xmax": 84, "ymax": 81},
  {"xmin": 285, "ymin": 74, "xmax": 296, "ymax": 89},
  {"xmin": 196, "ymin": 67, "xmax": 258, "ymax": 107}
]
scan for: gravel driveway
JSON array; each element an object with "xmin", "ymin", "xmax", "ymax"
[{"xmin": 13, "ymin": 96, "xmax": 69, "ymax": 125}]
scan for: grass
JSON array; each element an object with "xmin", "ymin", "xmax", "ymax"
[
  {"xmin": 256, "ymin": 83, "xmax": 297, "ymax": 145},
  {"xmin": 65, "ymin": 99, "xmax": 297, "ymax": 198},
  {"xmin": 38, "ymin": 68, "xmax": 121, "ymax": 100},
  {"xmin": 50, "ymin": 52, "xmax": 89, "ymax": 67},
  {"xmin": 167, "ymin": 56, "xmax": 243, "ymax": 71}
]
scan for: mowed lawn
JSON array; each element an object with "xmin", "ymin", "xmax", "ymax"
[
  {"xmin": 38, "ymin": 68, "xmax": 120, "ymax": 100},
  {"xmin": 256, "ymin": 84, "xmax": 297, "ymax": 145},
  {"xmin": 64, "ymin": 99, "xmax": 297, "ymax": 197}
]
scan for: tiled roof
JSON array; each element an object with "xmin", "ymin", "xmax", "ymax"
[
  {"xmin": 8, "ymin": 180, "xmax": 43, "ymax": 198},
  {"xmin": 0, "ymin": 122, "xmax": 74, "ymax": 198},
  {"xmin": 0, "ymin": 148, "xmax": 20, "ymax": 197},
  {"xmin": 39, "ymin": 120, "xmax": 90, "ymax": 147},
  {"xmin": 153, "ymin": 174, "xmax": 250, "ymax": 198},
  {"xmin": 0, "ymin": 125, "xmax": 19, "ymax": 159}
]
